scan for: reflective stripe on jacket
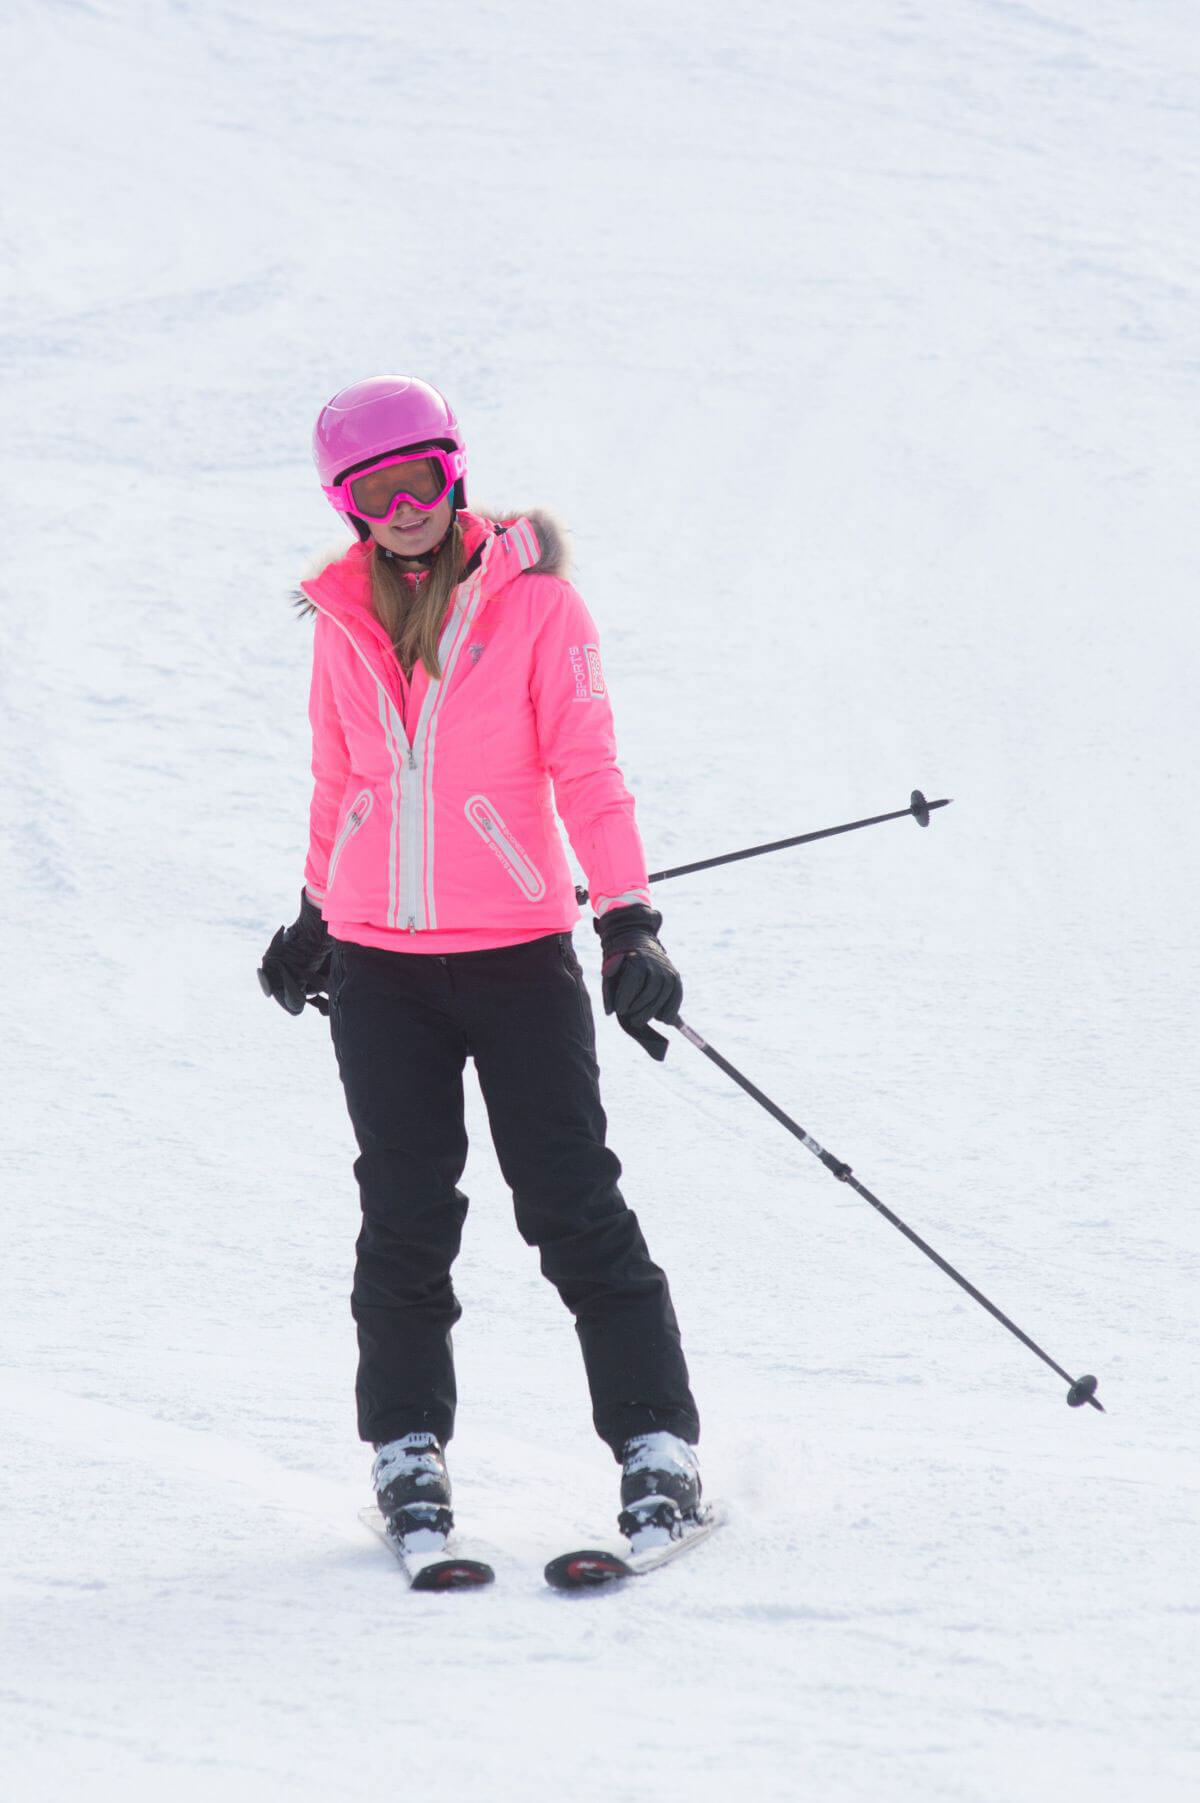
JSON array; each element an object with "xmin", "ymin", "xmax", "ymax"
[{"xmin": 298, "ymin": 510, "xmax": 653, "ymax": 937}]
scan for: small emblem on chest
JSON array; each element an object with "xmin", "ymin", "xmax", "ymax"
[{"xmin": 469, "ymin": 642, "xmax": 485, "ymax": 663}]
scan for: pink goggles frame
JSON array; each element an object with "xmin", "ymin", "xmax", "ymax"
[{"xmin": 322, "ymin": 446, "xmax": 466, "ymax": 522}]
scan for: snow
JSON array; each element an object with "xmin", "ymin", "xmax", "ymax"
[{"xmin": 3, "ymin": 0, "xmax": 1198, "ymax": 1798}]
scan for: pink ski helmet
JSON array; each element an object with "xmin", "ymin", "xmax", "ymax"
[{"xmin": 313, "ymin": 375, "xmax": 467, "ymax": 536}]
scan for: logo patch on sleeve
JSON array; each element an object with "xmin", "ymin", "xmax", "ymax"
[{"xmin": 568, "ymin": 644, "xmax": 607, "ymax": 701}]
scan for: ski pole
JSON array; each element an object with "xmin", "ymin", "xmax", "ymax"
[
  {"xmin": 673, "ymin": 1017, "xmax": 1103, "ymax": 1413},
  {"xmin": 574, "ymin": 790, "xmax": 950, "ymax": 906}
]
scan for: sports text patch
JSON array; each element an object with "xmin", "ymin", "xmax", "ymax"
[{"xmin": 569, "ymin": 643, "xmax": 606, "ymax": 701}]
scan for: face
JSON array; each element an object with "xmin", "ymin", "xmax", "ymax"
[
  {"xmin": 366, "ymin": 494, "xmax": 453, "ymax": 558},
  {"xmin": 349, "ymin": 448, "xmax": 456, "ymax": 558}
]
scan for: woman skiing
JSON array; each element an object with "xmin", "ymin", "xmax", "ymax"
[{"xmin": 259, "ymin": 376, "xmax": 702, "ymax": 1552}]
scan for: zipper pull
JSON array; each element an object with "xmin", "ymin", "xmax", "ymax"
[
  {"xmin": 407, "ymin": 748, "xmax": 417, "ymax": 769},
  {"xmin": 407, "ymin": 916, "xmax": 416, "ymax": 932}
]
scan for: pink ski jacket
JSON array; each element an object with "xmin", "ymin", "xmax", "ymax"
[{"xmin": 298, "ymin": 510, "xmax": 653, "ymax": 950}]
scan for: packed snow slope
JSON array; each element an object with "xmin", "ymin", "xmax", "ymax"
[{"xmin": 3, "ymin": 2, "xmax": 1198, "ymax": 1799}]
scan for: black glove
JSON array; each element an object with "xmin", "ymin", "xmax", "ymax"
[
  {"xmin": 593, "ymin": 904, "xmax": 682, "ymax": 1062},
  {"xmin": 258, "ymin": 890, "xmax": 332, "ymax": 1016}
]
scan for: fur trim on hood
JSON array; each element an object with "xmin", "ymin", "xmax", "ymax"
[{"xmin": 290, "ymin": 509, "xmax": 569, "ymax": 615}]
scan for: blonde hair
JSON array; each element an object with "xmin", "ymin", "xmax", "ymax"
[{"xmin": 368, "ymin": 520, "xmax": 465, "ymax": 680}]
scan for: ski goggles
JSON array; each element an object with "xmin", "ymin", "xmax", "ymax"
[{"xmin": 323, "ymin": 446, "xmax": 465, "ymax": 522}]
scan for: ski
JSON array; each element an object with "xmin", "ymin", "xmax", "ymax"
[
  {"xmin": 357, "ymin": 1505, "xmax": 495, "ymax": 1591},
  {"xmin": 544, "ymin": 1504, "xmax": 723, "ymax": 1591}
]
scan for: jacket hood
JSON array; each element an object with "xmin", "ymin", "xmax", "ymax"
[{"xmin": 292, "ymin": 509, "xmax": 569, "ymax": 615}]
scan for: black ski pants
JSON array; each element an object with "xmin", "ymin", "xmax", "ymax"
[{"xmin": 327, "ymin": 931, "xmax": 699, "ymax": 1458}]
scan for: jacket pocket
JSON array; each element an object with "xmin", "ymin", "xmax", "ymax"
[
  {"xmin": 326, "ymin": 789, "xmax": 374, "ymax": 893},
  {"xmin": 464, "ymin": 794, "xmax": 546, "ymax": 901}
]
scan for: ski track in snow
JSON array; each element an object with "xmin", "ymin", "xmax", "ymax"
[{"xmin": 3, "ymin": 1, "xmax": 1199, "ymax": 1799}]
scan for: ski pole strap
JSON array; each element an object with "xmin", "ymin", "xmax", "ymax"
[{"xmin": 672, "ymin": 1018, "xmax": 1103, "ymax": 1413}]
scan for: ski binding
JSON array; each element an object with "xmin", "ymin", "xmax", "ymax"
[
  {"xmin": 544, "ymin": 1503, "xmax": 722, "ymax": 1590},
  {"xmin": 358, "ymin": 1505, "xmax": 494, "ymax": 1591}
]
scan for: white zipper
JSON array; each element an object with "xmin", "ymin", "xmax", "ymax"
[
  {"xmin": 326, "ymin": 789, "xmax": 374, "ymax": 892},
  {"xmin": 464, "ymin": 795, "xmax": 546, "ymax": 900},
  {"xmin": 403, "ymin": 570, "xmax": 486, "ymax": 932},
  {"xmin": 404, "ymin": 747, "xmax": 419, "ymax": 930}
]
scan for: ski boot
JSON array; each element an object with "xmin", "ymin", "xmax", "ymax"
[
  {"xmin": 372, "ymin": 1432, "xmax": 453, "ymax": 1549},
  {"xmin": 618, "ymin": 1431, "xmax": 702, "ymax": 1544}
]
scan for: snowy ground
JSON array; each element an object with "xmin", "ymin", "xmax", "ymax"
[{"xmin": 3, "ymin": 1, "xmax": 1199, "ymax": 1798}]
